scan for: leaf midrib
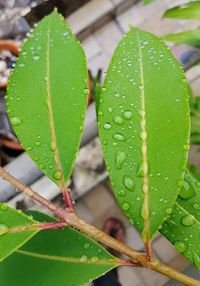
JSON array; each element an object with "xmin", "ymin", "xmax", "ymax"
[
  {"xmin": 137, "ymin": 31, "xmax": 150, "ymax": 242},
  {"xmin": 46, "ymin": 24, "xmax": 65, "ymax": 187},
  {"xmin": 175, "ymin": 202, "xmax": 200, "ymax": 226},
  {"xmin": 16, "ymin": 249, "xmax": 118, "ymax": 266}
]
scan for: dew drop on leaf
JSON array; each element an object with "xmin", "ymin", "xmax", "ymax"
[
  {"xmin": 103, "ymin": 122, "xmax": 111, "ymax": 130},
  {"xmin": 53, "ymin": 170, "xmax": 62, "ymax": 180},
  {"xmin": 115, "ymin": 151, "xmax": 126, "ymax": 170},
  {"xmin": 84, "ymin": 243, "xmax": 90, "ymax": 249},
  {"xmin": 174, "ymin": 241, "xmax": 187, "ymax": 253},
  {"xmin": 91, "ymin": 256, "xmax": 99, "ymax": 262},
  {"xmin": 11, "ymin": 117, "xmax": 22, "ymax": 126},
  {"xmin": 0, "ymin": 224, "xmax": 8, "ymax": 235},
  {"xmin": 181, "ymin": 215, "xmax": 195, "ymax": 226},
  {"xmin": 123, "ymin": 175, "xmax": 134, "ymax": 191},
  {"xmin": 113, "ymin": 133, "xmax": 125, "ymax": 142},
  {"xmin": 80, "ymin": 255, "xmax": 88, "ymax": 262},
  {"xmin": 122, "ymin": 202, "xmax": 130, "ymax": 211},
  {"xmin": 113, "ymin": 115, "xmax": 123, "ymax": 125},
  {"xmin": 179, "ymin": 180, "xmax": 195, "ymax": 200},
  {"xmin": 123, "ymin": 110, "xmax": 133, "ymax": 120},
  {"xmin": 118, "ymin": 190, "xmax": 126, "ymax": 197},
  {"xmin": 192, "ymin": 203, "xmax": 200, "ymax": 210}
]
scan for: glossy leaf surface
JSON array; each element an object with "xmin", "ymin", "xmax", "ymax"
[
  {"xmin": 0, "ymin": 211, "xmax": 118, "ymax": 286},
  {"xmin": 163, "ymin": 29, "xmax": 200, "ymax": 46},
  {"xmin": 97, "ymin": 27, "xmax": 190, "ymax": 241},
  {"xmin": 161, "ymin": 171, "xmax": 200, "ymax": 270},
  {"xmin": 163, "ymin": 2, "xmax": 200, "ymax": 20},
  {"xmin": 6, "ymin": 11, "xmax": 88, "ymax": 185},
  {"xmin": 0, "ymin": 204, "xmax": 37, "ymax": 261}
]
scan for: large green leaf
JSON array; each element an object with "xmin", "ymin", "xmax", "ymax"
[
  {"xmin": 163, "ymin": 2, "xmax": 200, "ymax": 20},
  {"xmin": 0, "ymin": 211, "xmax": 118, "ymax": 286},
  {"xmin": 0, "ymin": 204, "xmax": 37, "ymax": 262},
  {"xmin": 97, "ymin": 27, "xmax": 190, "ymax": 242},
  {"xmin": 163, "ymin": 29, "xmax": 200, "ymax": 46},
  {"xmin": 161, "ymin": 171, "xmax": 200, "ymax": 270},
  {"xmin": 6, "ymin": 10, "xmax": 88, "ymax": 186}
]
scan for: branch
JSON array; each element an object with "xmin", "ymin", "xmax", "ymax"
[
  {"xmin": 0, "ymin": 221, "xmax": 67, "ymax": 235},
  {"xmin": 0, "ymin": 167, "xmax": 200, "ymax": 286}
]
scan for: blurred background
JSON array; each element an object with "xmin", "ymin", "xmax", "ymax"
[{"xmin": 0, "ymin": 0, "xmax": 200, "ymax": 285}]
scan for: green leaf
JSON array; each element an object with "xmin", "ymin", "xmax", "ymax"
[
  {"xmin": 6, "ymin": 10, "xmax": 88, "ymax": 186},
  {"xmin": 97, "ymin": 27, "xmax": 190, "ymax": 241},
  {"xmin": 161, "ymin": 171, "xmax": 200, "ymax": 270},
  {"xmin": 163, "ymin": 2, "xmax": 200, "ymax": 20},
  {"xmin": 0, "ymin": 204, "xmax": 37, "ymax": 262},
  {"xmin": 163, "ymin": 29, "xmax": 200, "ymax": 46},
  {"xmin": 0, "ymin": 211, "xmax": 118, "ymax": 286},
  {"xmin": 143, "ymin": 0, "xmax": 155, "ymax": 4}
]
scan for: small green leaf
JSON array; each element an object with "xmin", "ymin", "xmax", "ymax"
[
  {"xmin": 163, "ymin": 2, "xmax": 200, "ymax": 20},
  {"xmin": 161, "ymin": 171, "xmax": 200, "ymax": 270},
  {"xmin": 0, "ymin": 211, "xmax": 118, "ymax": 286},
  {"xmin": 143, "ymin": 0, "xmax": 155, "ymax": 4},
  {"xmin": 0, "ymin": 204, "xmax": 37, "ymax": 261},
  {"xmin": 6, "ymin": 10, "xmax": 88, "ymax": 186},
  {"xmin": 163, "ymin": 29, "xmax": 200, "ymax": 46},
  {"xmin": 97, "ymin": 27, "xmax": 190, "ymax": 242}
]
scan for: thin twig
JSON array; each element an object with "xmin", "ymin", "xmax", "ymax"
[{"xmin": 0, "ymin": 221, "xmax": 67, "ymax": 235}]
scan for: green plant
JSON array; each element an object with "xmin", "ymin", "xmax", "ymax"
[{"xmin": 0, "ymin": 10, "xmax": 199, "ymax": 286}]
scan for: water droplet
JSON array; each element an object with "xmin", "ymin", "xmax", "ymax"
[
  {"xmin": 179, "ymin": 180, "xmax": 195, "ymax": 200},
  {"xmin": 113, "ymin": 115, "xmax": 123, "ymax": 125},
  {"xmin": 193, "ymin": 252, "xmax": 200, "ymax": 270},
  {"xmin": 115, "ymin": 151, "xmax": 126, "ymax": 170},
  {"xmin": 53, "ymin": 170, "xmax": 62, "ymax": 180},
  {"xmin": 183, "ymin": 144, "xmax": 190, "ymax": 151},
  {"xmin": 39, "ymin": 163, "xmax": 45, "ymax": 169},
  {"xmin": 123, "ymin": 175, "xmax": 134, "ymax": 191},
  {"xmin": 140, "ymin": 131, "xmax": 147, "ymax": 140},
  {"xmin": 114, "ymin": 92, "xmax": 120, "ymax": 98},
  {"xmin": 91, "ymin": 256, "xmax": 99, "ymax": 262},
  {"xmin": 84, "ymin": 243, "xmax": 90, "ymax": 249},
  {"xmin": 26, "ymin": 146, "xmax": 33, "ymax": 151},
  {"xmin": 113, "ymin": 133, "xmax": 125, "ymax": 142},
  {"xmin": 108, "ymin": 107, "xmax": 113, "ymax": 113},
  {"xmin": 123, "ymin": 110, "xmax": 132, "ymax": 120},
  {"xmin": 192, "ymin": 203, "xmax": 200, "ymax": 210},
  {"xmin": 35, "ymin": 141, "xmax": 41, "ymax": 146},
  {"xmin": 140, "ymin": 199, "xmax": 149, "ymax": 220},
  {"xmin": 122, "ymin": 202, "xmax": 130, "ymax": 211},
  {"xmin": 11, "ymin": 117, "xmax": 22, "ymax": 126},
  {"xmin": 80, "ymin": 255, "xmax": 88, "ymax": 262},
  {"xmin": 0, "ymin": 224, "xmax": 8, "ymax": 235},
  {"xmin": 137, "ymin": 162, "xmax": 144, "ymax": 177},
  {"xmin": 33, "ymin": 55, "xmax": 40, "ymax": 61},
  {"xmin": 118, "ymin": 190, "xmax": 126, "ymax": 197},
  {"xmin": 181, "ymin": 215, "xmax": 195, "ymax": 226},
  {"xmin": 103, "ymin": 122, "xmax": 111, "ymax": 130},
  {"xmin": 174, "ymin": 241, "xmax": 187, "ymax": 253}
]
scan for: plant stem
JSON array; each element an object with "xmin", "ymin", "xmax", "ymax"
[
  {"xmin": 0, "ymin": 167, "xmax": 200, "ymax": 286},
  {"xmin": 0, "ymin": 221, "xmax": 67, "ymax": 235}
]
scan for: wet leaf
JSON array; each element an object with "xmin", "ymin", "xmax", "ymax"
[
  {"xmin": 163, "ymin": 2, "xmax": 200, "ymax": 20},
  {"xmin": 161, "ymin": 171, "xmax": 200, "ymax": 270},
  {"xmin": 163, "ymin": 29, "xmax": 200, "ymax": 46},
  {"xmin": 0, "ymin": 204, "xmax": 37, "ymax": 261},
  {"xmin": 97, "ymin": 27, "xmax": 190, "ymax": 241},
  {"xmin": 0, "ymin": 211, "xmax": 118, "ymax": 286},
  {"xmin": 6, "ymin": 10, "xmax": 88, "ymax": 186}
]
